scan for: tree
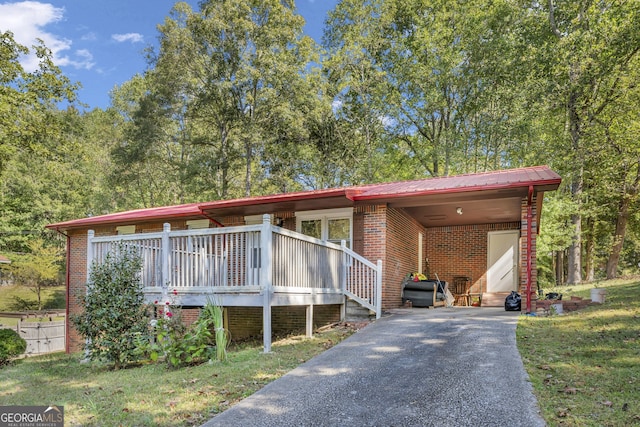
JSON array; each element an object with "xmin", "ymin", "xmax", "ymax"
[
  {"xmin": 523, "ymin": 0, "xmax": 640, "ymax": 283},
  {"xmin": 0, "ymin": 31, "xmax": 77, "ymax": 177},
  {"xmin": 323, "ymin": 0, "xmax": 539, "ymax": 179},
  {"xmin": 10, "ymin": 239, "xmax": 62, "ymax": 310},
  {"xmin": 112, "ymin": 0, "xmax": 319, "ymax": 204}
]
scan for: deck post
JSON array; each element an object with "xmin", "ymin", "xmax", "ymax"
[
  {"xmin": 340, "ymin": 240, "xmax": 348, "ymax": 321},
  {"xmin": 260, "ymin": 214, "xmax": 273, "ymax": 353},
  {"xmin": 306, "ymin": 305, "xmax": 314, "ymax": 338},
  {"xmin": 376, "ymin": 260, "xmax": 383, "ymax": 319},
  {"xmin": 162, "ymin": 223, "xmax": 171, "ymax": 299},
  {"xmin": 86, "ymin": 230, "xmax": 95, "ymax": 282}
]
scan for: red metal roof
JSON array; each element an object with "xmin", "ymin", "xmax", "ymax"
[
  {"xmin": 46, "ymin": 166, "xmax": 561, "ymax": 231},
  {"xmin": 347, "ymin": 165, "xmax": 561, "ymax": 200},
  {"xmin": 47, "ymin": 203, "xmax": 205, "ymax": 230}
]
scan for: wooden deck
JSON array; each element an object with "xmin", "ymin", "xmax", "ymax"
[{"xmin": 87, "ymin": 215, "xmax": 382, "ymax": 352}]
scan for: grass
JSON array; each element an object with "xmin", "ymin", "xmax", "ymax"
[
  {"xmin": 518, "ymin": 278, "xmax": 640, "ymax": 426},
  {"xmin": 0, "ymin": 326, "xmax": 356, "ymax": 426}
]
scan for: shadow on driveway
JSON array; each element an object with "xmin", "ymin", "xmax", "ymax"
[{"xmin": 202, "ymin": 307, "xmax": 545, "ymax": 427}]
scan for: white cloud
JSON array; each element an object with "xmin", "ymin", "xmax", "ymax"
[
  {"xmin": 81, "ymin": 31, "xmax": 97, "ymax": 41},
  {"xmin": 0, "ymin": 1, "xmax": 94, "ymax": 71},
  {"xmin": 58, "ymin": 48, "xmax": 94, "ymax": 70},
  {"xmin": 112, "ymin": 33, "xmax": 143, "ymax": 43}
]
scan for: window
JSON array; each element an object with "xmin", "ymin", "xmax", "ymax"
[
  {"xmin": 296, "ymin": 208, "xmax": 353, "ymax": 248},
  {"xmin": 186, "ymin": 219, "xmax": 210, "ymax": 229},
  {"xmin": 244, "ymin": 214, "xmax": 273, "ymax": 225},
  {"xmin": 116, "ymin": 225, "xmax": 136, "ymax": 235}
]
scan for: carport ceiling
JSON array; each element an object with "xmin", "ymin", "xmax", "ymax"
[{"xmin": 388, "ymin": 188, "xmax": 527, "ymax": 227}]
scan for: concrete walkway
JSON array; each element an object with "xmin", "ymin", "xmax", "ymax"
[{"xmin": 202, "ymin": 307, "xmax": 545, "ymax": 427}]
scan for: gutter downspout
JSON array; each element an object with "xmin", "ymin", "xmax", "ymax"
[
  {"xmin": 199, "ymin": 211, "xmax": 225, "ymax": 228},
  {"xmin": 526, "ymin": 186, "xmax": 534, "ymax": 313}
]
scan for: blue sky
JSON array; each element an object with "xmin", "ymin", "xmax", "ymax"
[{"xmin": 0, "ymin": 0, "xmax": 337, "ymax": 110}]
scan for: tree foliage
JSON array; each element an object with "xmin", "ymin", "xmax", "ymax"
[{"xmin": 0, "ymin": 31, "xmax": 77, "ymax": 176}]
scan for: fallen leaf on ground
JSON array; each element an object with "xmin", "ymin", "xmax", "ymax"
[{"xmin": 560, "ymin": 387, "xmax": 578, "ymax": 394}]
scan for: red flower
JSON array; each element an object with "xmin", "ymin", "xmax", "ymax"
[
  {"xmin": 166, "ymin": 301, "xmax": 170, "ymax": 305},
  {"xmin": 173, "ymin": 289, "xmax": 178, "ymax": 295},
  {"xmin": 154, "ymin": 300, "xmax": 158, "ymax": 304},
  {"xmin": 166, "ymin": 312, "xmax": 173, "ymax": 318}
]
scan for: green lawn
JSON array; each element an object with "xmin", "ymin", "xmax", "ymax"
[
  {"xmin": 0, "ymin": 284, "xmax": 66, "ymax": 311},
  {"xmin": 518, "ymin": 278, "xmax": 640, "ymax": 426},
  {"xmin": 0, "ymin": 327, "xmax": 356, "ymax": 426},
  {"xmin": 0, "ymin": 284, "xmax": 65, "ymax": 327}
]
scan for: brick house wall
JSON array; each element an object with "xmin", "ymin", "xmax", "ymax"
[
  {"xmin": 424, "ymin": 222, "xmax": 521, "ymax": 296},
  {"xmin": 356, "ymin": 205, "xmax": 426, "ymax": 309},
  {"xmin": 66, "ymin": 230, "xmax": 87, "ymax": 353},
  {"xmin": 384, "ymin": 207, "xmax": 426, "ymax": 308}
]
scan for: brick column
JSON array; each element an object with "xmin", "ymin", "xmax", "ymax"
[
  {"xmin": 520, "ymin": 195, "xmax": 538, "ymax": 310},
  {"xmin": 66, "ymin": 230, "xmax": 88, "ymax": 353},
  {"xmin": 361, "ymin": 205, "xmax": 388, "ymax": 307}
]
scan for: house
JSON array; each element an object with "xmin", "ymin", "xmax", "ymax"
[{"xmin": 47, "ymin": 166, "xmax": 561, "ymax": 353}]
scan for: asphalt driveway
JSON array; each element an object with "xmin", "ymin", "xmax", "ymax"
[{"xmin": 202, "ymin": 307, "xmax": 545, "ymax": 427}]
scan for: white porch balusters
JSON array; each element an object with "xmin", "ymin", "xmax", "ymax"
[
  {"xmin": 260, "ymin": 214, "xmax": 273, "ymax": 353},
  {"xmin": 86, "ymin": 230, "xmax": 95, "ymax": 283},
  {"xmin": 376, "ymin": 260, "xmax": 383, "ymax": 319}
]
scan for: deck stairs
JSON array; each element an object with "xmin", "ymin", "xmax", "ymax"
[
  {"xmin": 481, "ymin": 292, "xmax": 511, "ymax": 307},
  {"xmin": 345, "ymin": 297, "xmax": 376, "ymax": 321}
]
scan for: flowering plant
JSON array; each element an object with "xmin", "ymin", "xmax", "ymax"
[{"xmin": 135, "ymin": 289, "xmax": 225, "ymax": 368}]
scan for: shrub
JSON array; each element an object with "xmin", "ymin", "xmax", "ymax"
[
  {"xmin": 71, "ymin": 245, "xmax": 151, "ymax": 369},
  {"xmin": 0, "ymin": 329, "xmax": 27, "ymax": 366},
  {"xmin": 135, "ymin": 295, "xmax": 229, "ymax": 368}
]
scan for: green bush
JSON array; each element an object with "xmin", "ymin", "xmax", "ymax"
[
  {"xmin": 71, "ymin": 245, "xmax": 151, "ymax": 369},
  {"xmin": 0, "ymin": 329, "xmax": 27, "ymax": 366},
  {"xmin": 135, "ymin": 296, "xmax": 229, "ymax": 368}
]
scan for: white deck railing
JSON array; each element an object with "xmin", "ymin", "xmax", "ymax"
[{"xmin": 86, "ymin": 215, "xmax": 382, "ymax": 317}]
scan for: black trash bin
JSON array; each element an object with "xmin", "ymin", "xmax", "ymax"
[{"xmin": 504, "ymin": 291, "xmax": 521, "ymax": 311}]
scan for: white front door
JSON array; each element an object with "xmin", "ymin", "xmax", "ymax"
[{"xmin": 487, "ymin": 231, "xmax": 519, "ymax": 292}]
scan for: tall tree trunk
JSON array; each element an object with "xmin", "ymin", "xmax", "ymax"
[
  {"xmin": 566, "ymin": 83, "xmax": 583, "ymax": 284},
  {"xmin": 584, "ymin": 218, "xmax": 595, "ymax": 282},
  {"xmin": 567, "ymin": 175, "xmax": 583, "ymax": 284},
  {"xmin": 605, "ymin": 202, "xmax": 627, "ymax": 279},
  {"xmin": 245, "ymin": 140, "xmax": 252, "ymax": 197},
  {"xmin": 555, "ymin": 250, "xmax": 564, "ymax": 286}
]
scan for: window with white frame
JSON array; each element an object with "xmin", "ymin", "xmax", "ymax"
[{"xmin": 295, "ymin": 208, "xmax": 353, "ymax": 248}]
